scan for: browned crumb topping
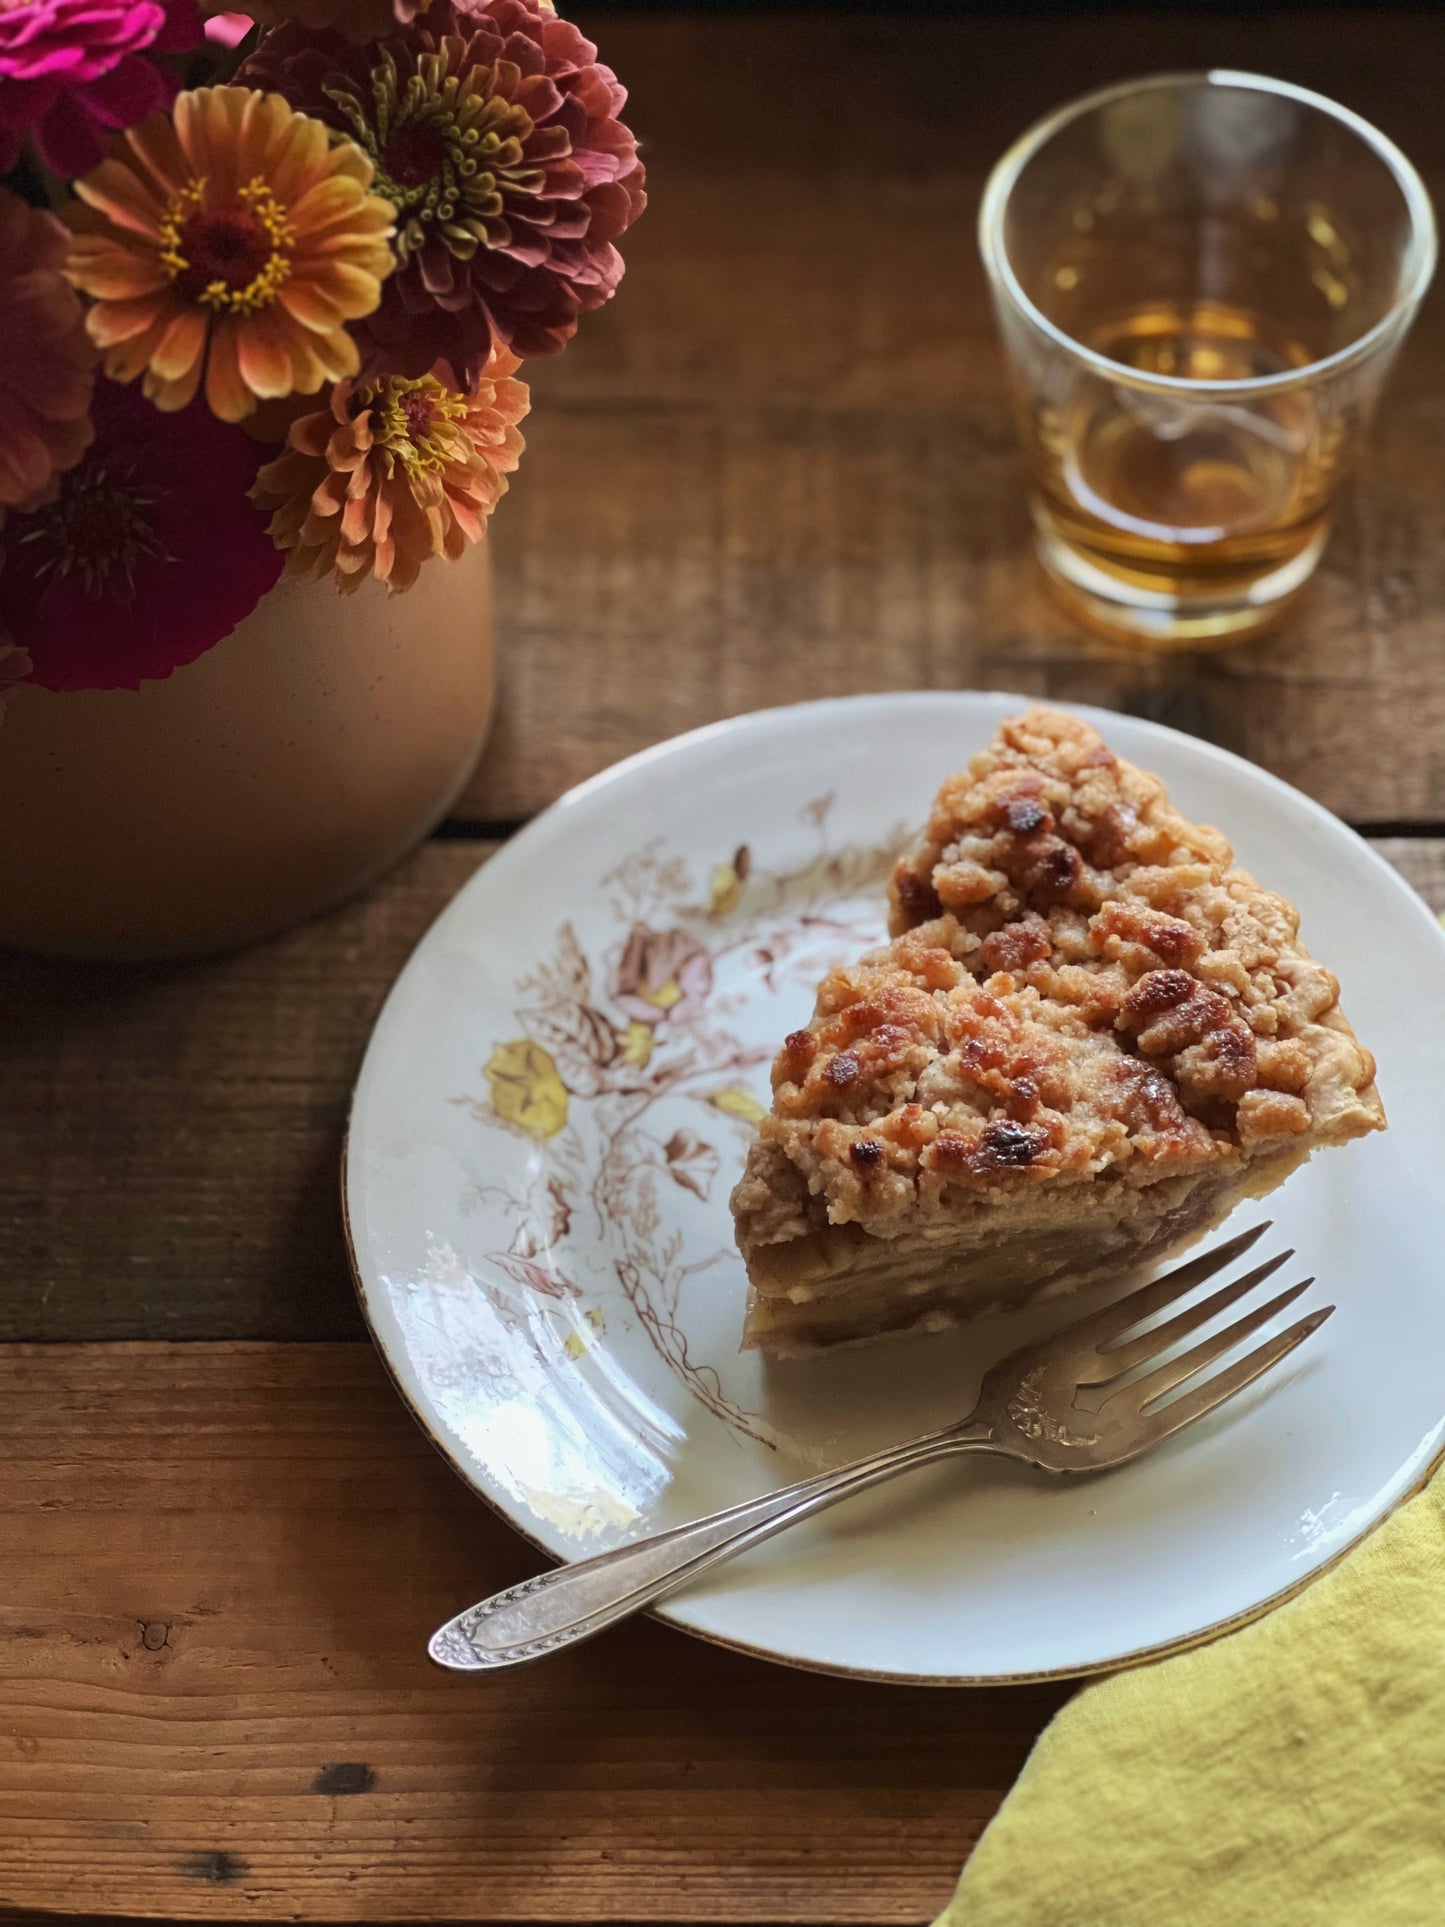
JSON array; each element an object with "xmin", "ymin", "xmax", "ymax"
[{"xmin": 745, "ymin": 707, "xmax": 1383, "ymax": 1238}]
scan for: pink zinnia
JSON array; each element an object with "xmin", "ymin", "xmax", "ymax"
[
  {"xmin": 239, "ymin": 0, "xmax": 647, "ymax": 379},
  {"xmin": 0, "ymin": 375, "xmax": 283, "ymax": 691},
  {"xmin": 0, "ymin": 0, "xmax": 202, "ymax": 179}
]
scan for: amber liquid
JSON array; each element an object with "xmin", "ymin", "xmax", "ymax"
[{"xmin": 1023, "ymin": 301, "xmax": 1350, "ymax": 643}]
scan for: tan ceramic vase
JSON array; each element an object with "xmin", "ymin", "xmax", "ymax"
[{"xmin": 0, "ymin": 537, "xmax": 495, "ymax": 962}]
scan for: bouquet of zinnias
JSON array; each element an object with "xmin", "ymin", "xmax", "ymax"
[{"xmin": 0, "ymin": 0, "xmax": 644, "ymax": 696}]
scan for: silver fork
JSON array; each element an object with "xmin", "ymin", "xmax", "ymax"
[{"xmin": 429, "ymin": 1224, "xmax": 1328, "ymax": 1672}]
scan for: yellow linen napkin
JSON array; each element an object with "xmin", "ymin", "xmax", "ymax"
[{"xmin": 938, "ymin": 1468, "xmax": 1445, "ymax": 1926}]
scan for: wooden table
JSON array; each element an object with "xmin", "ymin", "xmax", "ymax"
[{"xmin": 5, "ymin": 10, "xmax": 1445, "ymax": 1921}]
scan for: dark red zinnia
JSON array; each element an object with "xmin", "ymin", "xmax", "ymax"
[
  {"xmin": 0, "ymin": 376, "xmax": 283, "ymax": 692},
  {"xmin": 239, "ymin": 0, "xmax": 646, "ymax": 380}
]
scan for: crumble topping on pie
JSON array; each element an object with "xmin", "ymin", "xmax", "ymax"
[{"xmin": 731, "ymin": 707, "xmax": 1385, "ymax": 1351}]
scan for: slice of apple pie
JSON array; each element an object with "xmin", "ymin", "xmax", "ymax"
[{"xmin": 731, "ymin": 707, "xmax": 1384, "ymax": 1355}]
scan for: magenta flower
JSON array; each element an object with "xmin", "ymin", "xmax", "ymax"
[
  {"xmin": 0, "ymin": 0, "xmax": 202, "ymax": 179},
  {"xmin": 613, "ymin": 926, "xmax": 713, "ymax": 1028},
  {"xmin": 0, "ymin": 375, "xmax": 283, "ymax": 692},
  {"xmin": 239, "ymin": 0, "xmax": 647, "ymax": 379}
]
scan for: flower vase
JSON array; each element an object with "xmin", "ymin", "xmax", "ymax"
[{"xmin": 0, "ymin": 537, "xmax": 495, "ymax": 962}]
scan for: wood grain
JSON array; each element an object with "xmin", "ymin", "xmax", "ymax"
[
  {"xmin": 0, "ymin": 843, "xmax": 496, "ymax": 1345},
  {"xmin": 1365, "ymin": 838, "xmax": 1445, "ymax": 910},
  {"xmin": 467, "ymin": 10, "xmax": 1445, "ymax": 826},
  {"xmin": 3, "ymin": 834, "xmax": 1441, "ymax": 1347},
  {"xmin": 0, "ymin": 1342, "xmax": 1067, "ymax": 1924}
]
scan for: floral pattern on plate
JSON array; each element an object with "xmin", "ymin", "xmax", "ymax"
[{"xmin": 456, "ymin": 799, "xmax": 906, "ymax": 1446}]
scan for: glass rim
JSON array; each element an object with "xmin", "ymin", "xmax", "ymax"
[{"xmin": 977, "ymin": 69, "xmax": 1438, "ymax": 398}]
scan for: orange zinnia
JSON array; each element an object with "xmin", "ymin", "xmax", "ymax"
[
  {"xmin": 250, "ymin": 347, "xmax": 528, "ymax": 593},
  {"xmin": 66, "ymin": 87, "xmax": 397, "ymax": 423}
]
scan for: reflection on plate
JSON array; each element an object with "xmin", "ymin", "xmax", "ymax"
[{"xmin": 346, "ymin": 693, "xmax": 1445, "ymax": 1682}]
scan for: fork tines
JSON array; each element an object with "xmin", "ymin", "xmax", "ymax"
[{"xmin": 1068, "ymin": 1223, "xmax": 1333, "ymax": 1435}]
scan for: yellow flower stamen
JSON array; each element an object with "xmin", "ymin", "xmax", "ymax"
[
  {"xmin": 157, "ymin": 177, "xmax": 296, "ymax": 317},
  {"xmin": 325, "ymin": 44, "xmax": 537, "ymax": 267},
  {"xmin": 362, "ymin": 374, "xmax": 471, "ymax": 479},
  {"xmin": 154, "ymin": 178, "xmax": 203, "ymax": 280}
]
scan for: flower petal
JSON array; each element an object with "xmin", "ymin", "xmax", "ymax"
[
  {"xmin": 122, "ymin": 107, "xmax": 189, "ymax": 203},
  {"xmin": 284, "ymin": 332, "xmax": 329, "ymax": 397},
  {"xmin": 234, "ymin": 312, "xmax": 295, "ymax": 399},
  {"xmin": 151, "ymin": 304, "xmax": 208, "ymax": 381},
  {"xmin": 72, "ymin": 156, "xmax": 165, "ymax": 239},
  {"xmin": 77, "ymin": 55, "xmax": 168, "ymax": 136},
  {"xmin": 204, "ymin": 317, "xmax": 251, "ymax": 421},
  {"xmin": 69, "ymin": 236, "xmax": 168, "ymax": 301},
  {"xmin": 143, "ymin": 354, "xmax": 203, "ymax": 413},
  {"xmin": 32, "ymin": 88, "xmax": 111, "ymax": 178},
  {"xmin": 100, "ymin": 313, "xmax": 168, "ymax": 380},
  {"xmin": 295, "ymin": 258, "xmax": 386, "ymax": 317},
  {"xmin": 276, "ymin": 277, "xmax": 344, "ymax": 332},
  {"xmin": 267, "ymin": 109, "xmax": 335, "ymax": 203},
  {"xmin": 0, "ymin": 423, "xmax": 63, "ymax": 509},
  {"xmin": 86, "ymin": 290, "xmax": 170, "ymax": 345}
]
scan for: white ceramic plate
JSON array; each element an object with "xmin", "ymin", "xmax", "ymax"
[{"xmin": 345, "ymin": 693, "xmax": 1445, "ymax": 1683}]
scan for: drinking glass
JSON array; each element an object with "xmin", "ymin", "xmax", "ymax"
[{"xmin": 979, "ymin": 71, "xmax": 1436, "ymax": 647}]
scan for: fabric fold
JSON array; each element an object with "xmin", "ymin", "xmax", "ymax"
[{"xmin": 938, "ymin": 1473, "xmax": 1445, "ymax": 1927}]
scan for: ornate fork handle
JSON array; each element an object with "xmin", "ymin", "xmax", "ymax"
[{"xmin": 430, "ymin": 1419, "xmax": 998, "ymax": 1671}]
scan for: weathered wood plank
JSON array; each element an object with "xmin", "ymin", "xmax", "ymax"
[
  {"xmin": 1368, "ymin": 838, "xmax": 1445, "ymax": 912},
  {"xmin": 0, "ymin": 1342, "xmax": 1066, "ymax": 1924},
  {"xmin": 466, "ymin": 10, "xmax": 1445, "ymax": 825},
  {"xmin": 0, "ymin": 843, "xmax": 497, "ymax": 1344},
  {"xmin": 3, "ymin": 834, "xmax": 1440, "ymax": 1346}
]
